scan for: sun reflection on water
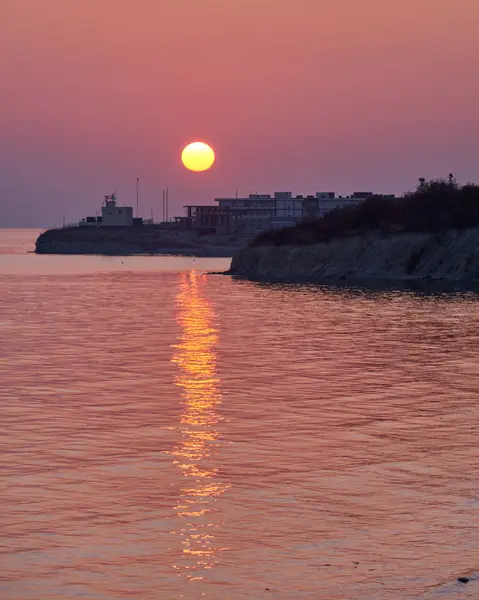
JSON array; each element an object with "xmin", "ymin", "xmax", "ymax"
[{"xmin": 170, "ymin": 271, "xmax": 230, "ymax": 579}]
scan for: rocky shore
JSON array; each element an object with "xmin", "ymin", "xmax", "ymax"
[
  {"xmin": 228, "ymin": 228, "xmax": 479, "ymax": 282},
  {"xmin": 35, "ymin": 226, "xmax": 242, "ymax": 257}
]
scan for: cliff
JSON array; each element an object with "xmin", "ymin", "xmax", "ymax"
[
  {"xmin": 35, "ymin": 226, "xmax": 241, "ymax": 256},
  {"xmin": 229, "ymin": 228, "xmax": 479, "ymax": 282}
]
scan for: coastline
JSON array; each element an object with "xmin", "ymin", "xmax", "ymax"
[
  {"xmin": 35, "ymin": 242, "xmax": 237, "ymax": 257},
  {"xmin": 227, "ymin": 228, "xmax": 479, "ymax": 283},
  {"xmin": 34, "ymin": 225, "xmax": 242, "ymax": 257}
]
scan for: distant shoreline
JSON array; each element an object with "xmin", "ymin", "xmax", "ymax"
[
  {"xmin": 35, "ymin": 245, "xmax": 236, "ymax": 258},
  {"xmin": 34, "ymin": 225, "xmax": 242, "ymax": 257}
]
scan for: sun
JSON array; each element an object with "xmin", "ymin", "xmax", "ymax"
[{"xmin": 181, "ymin": 142, "xmax": 215, "ymax": 172}]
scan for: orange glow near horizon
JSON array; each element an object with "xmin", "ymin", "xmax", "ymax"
[{"xmin": 2, "ymin": 0, "xmax": 479, "ymax": 226}]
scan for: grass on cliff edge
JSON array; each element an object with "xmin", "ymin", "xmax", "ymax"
[{"xmin": 251, "ymin": 179, "xmax": 479, "ymax": 247}]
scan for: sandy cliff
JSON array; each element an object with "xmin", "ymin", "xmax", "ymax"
[{"xmin": 229, "ymin": 228, "xmax": 479, "ymax": 282}]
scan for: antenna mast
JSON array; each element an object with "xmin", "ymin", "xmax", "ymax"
[{"xmin": 136, "ymin": 178, "xmax": 139, "ymax": 218}]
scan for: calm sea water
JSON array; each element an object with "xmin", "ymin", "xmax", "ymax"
[{"xmin": 1, "ymin": 229, "xmax": 478, "ymax": 600}]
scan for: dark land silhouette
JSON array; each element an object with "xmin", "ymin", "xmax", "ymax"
[{"xmin": 251, "ymin": 178, "xmax": 479, "ymax": 247}]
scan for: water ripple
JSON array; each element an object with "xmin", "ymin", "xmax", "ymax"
[{"xmin": 1, "ymin": 231, "xmax": 478, "ymax": 599}]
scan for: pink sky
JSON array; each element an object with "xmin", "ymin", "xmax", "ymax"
[{"xmin": 1, "ymin": 0, "xmax": 478, "ymax": 227}]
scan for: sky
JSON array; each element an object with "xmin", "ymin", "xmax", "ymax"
[{"xmin": 1, "ymin": 0, "xmax": 479, "ymax": 227}]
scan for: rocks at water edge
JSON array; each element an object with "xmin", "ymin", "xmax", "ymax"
[{"xmin": 228, "ymin": 228, "xmax": 479, "ymax": 282}]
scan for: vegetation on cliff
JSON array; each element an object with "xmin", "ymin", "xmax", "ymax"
[{"xmin": 251, "ymin": 178, "xmax": 479, "ymax": 247}]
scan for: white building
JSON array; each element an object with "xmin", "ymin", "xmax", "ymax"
[
  {"xmin": 273, "ymin": 192, "xmax": 304, "ymax": 221},
  {"xmin": 183, "ymin": 190, "xmax": 395, "ymax": 235},
  {"xmin": 79, "ymin": 193, "xmax": 134, "ymax": 227},
  {"xmin": 215, "ymin": 194, "xmax": 277, "ymax": 234},
  {"xmin": 215, "ymin": 191, "xmax": 380, "ymax": 232},
  {"xmin": 101, "ymin": 194, "xmax": 133, "ymax": 226},
  {"xmin": 303, "ymin": 192, "xmax": 372, "ymax": 219}
]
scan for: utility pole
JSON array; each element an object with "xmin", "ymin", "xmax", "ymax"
[{"xmin": 136, "ymin": 178, "xmax": 140, "ymax": 218}]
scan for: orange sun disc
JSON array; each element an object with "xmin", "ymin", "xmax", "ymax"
[{"xmin": 181, "ymin": 142, "xmax": 215, "ymax": 172}]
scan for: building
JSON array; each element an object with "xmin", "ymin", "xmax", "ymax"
[
  {"xmin": 181, "ymin": 190, "xmax": 395, "ymax": 235},
  {"xmin": 303, "ymin": 192, "xmax": 371, "ymax": 219},
  {"xmin": 216, "ymin": 194, "xmax": 277, "ymax": 234},
  {"xmin": 184, "ymin": 194, "xmax": 277, "ymax": 235},
  {"xmin": 271, "ymin": 192, "xmax": 304, "ymax": 227},
  {"xmin": 80, "ymin": 193, "xmax": 135, "ymax": 227},
  {"xmin": 183, "ymin": 205, "xmax": 232, "ymax": 234},
  {"xmin": 101, "ymin": 194, "xmax": 133, "ymax": 226}
]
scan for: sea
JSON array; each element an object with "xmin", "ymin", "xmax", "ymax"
[{"xmin": 1, "ymin": 229, "xmax": 478, "ymax": 600}]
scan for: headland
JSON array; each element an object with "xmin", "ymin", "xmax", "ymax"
[
  {"xmin": 35, "ymin": 192, "xmax": 244, "ymax": 256},
  {"xmin": 35, "ymin": 224, "xmax": 242, "ymax": 257},
  {"xmin": 228, "ymin": 179, "xmax": 479, "ymax": 283},
  {"xmin": 35, "ymin": 187, "xmax": 396, "ymax": 257}
]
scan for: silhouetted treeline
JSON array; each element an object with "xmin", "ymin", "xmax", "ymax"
[{"xmin": 251, "ymin": 179, "xmax": 479, "ymax": 247}]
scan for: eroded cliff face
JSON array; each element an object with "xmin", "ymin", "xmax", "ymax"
[{"xmin": 229, "ymin": 229, "xmax": 479, "ymax": 282}]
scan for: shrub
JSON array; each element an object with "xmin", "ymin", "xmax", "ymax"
[{"xmin": 251, "ymin": 179, "xmax": 479, "ymax": 247}]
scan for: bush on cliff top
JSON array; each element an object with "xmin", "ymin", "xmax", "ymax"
[{"xmin": 250, "ymin": 179, "xmax": 479, "ymax": 247}]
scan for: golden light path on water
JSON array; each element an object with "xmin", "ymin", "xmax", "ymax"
[{"xmin": 170, "ymin": 271, "xmax": 231, "ymax": 580}]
